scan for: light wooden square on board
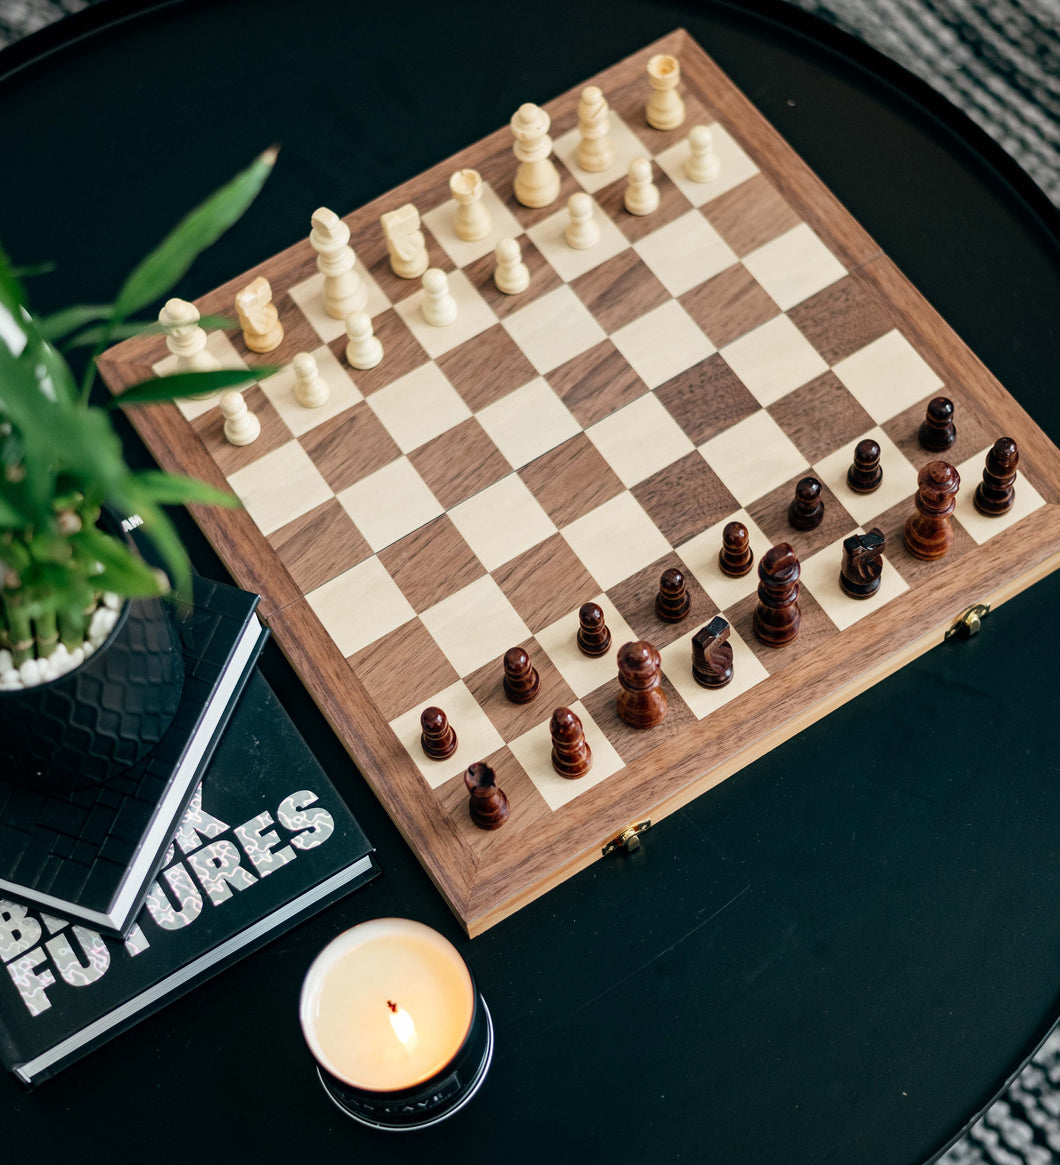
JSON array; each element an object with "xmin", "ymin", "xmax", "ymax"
[
  {"xmin": 389, "ymin": 680, "xmax": 506, "ymax": 789},
  {"xmin": 306, "ymin": 555, "xmax": 416, "ymax": 658},
  {"xmin": 561, "ymin": 491, "xmax": 671, "ymax": 591},
  {"xmin": 720, "ymin": 314, "xmax": 829, "ymax": 407}
]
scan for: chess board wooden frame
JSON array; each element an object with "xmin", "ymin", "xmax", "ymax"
[{"xmin": 100, "ymin": 29, "xmax": 1060, "ymax": 936}]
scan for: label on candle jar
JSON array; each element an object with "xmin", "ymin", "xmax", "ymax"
[{"xmin": 301, "ymin": 919, "xmax": 475, "ymax": 1093}]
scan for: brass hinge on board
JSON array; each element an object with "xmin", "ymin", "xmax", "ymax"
[
  {"xmin": 602, "ymin": 820, "xmax": 652, "ymax": 857},
  {"xmin": 946, "ymin": 603, "xmax": 991, "ymax": 641}
]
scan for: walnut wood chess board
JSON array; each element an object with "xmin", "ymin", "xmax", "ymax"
[{"xmin": 99, "ymin": 29, "xmax": 1060, "ymax": 936}]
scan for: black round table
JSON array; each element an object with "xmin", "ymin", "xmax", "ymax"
[{"xmin": 1, "ymin": 2, "xmax": 1058, "ymax": 1162}]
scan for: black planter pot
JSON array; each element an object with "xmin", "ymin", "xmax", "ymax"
[{"xmin": 0, "ymin": 593, "xmax": 185, "ymax": 793}]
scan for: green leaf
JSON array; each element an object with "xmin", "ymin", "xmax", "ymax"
[
  {"xmin": 71, "ymin": 524, "xmax": 164, "ymax": 596},
  {"xmin": 131, "ymin": 500, "xmax": 188, "ymax": 595},
  {"xmin": 113, "ymin": 147, "xmax": 277, "ymax": 320},
  {"xmin": 67, "ymin": 313, "xmax": 233, "ymax": 349},
  {"xmin": 37, "ymin": 304, "xmax": 113, "ymax": 341},
  {"xmin": 35, "ymin": 336, "xmax": 80, "ymax": 406},
  {"xmin": 9, "ymin": 262, "xmax": 56, "ymax": 280},
  {"xmin": 0, "ymin": 240, "xmax": 27, "ymax": 319},
  {"xmin": 0, "ymin": 491, "xmax": 25, "ymax": 527},
  {"xmin": 132, "ymin": 470, "xmax": 237, "ymax": 507},
  {"xmin": 109, "ymin": 367, "xmax": 277, "ymax": 408}
]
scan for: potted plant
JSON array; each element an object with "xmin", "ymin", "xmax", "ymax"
[{"xmin": 0, "ymin": 149, "xmax": 277, "ymax": 791}]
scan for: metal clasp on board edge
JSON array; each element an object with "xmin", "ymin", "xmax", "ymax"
[
  {"xmin": 946, "ymin": 603, "xmax": 991, "ymax": 640},
  {"xmin": 602, "ymin": 820, "xmax": 652, "ymax": 856}
]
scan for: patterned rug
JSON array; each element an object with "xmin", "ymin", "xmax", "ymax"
[{"xmin": 0, "ymin": 0, "xmax": 1057, "ymax": 1161}]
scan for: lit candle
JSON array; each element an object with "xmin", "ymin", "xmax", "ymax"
[{"xmin": 300, "ymin": 918, "xmax": 493, "ymax": 1130}]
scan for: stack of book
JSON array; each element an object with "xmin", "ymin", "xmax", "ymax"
[{"xmin": 0, "ymin": 579, "xmax": 379, "ymax": 1085}]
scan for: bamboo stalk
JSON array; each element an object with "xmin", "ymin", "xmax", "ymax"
[
  {"xmin": 35, "ymin": 607, "xmax": 58, "ymax": 659},
  {"xmin": 57, "ymin": 603, "xmax": 86, "ymax": 653},
  {"xmin": 5, "ymin": 597, "xmax": 33, "ymax": 667}
]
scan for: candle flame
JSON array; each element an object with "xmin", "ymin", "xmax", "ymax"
[{"xmin": 387, "ymin": 1002, "xmax": 419, "ymax": 1051}]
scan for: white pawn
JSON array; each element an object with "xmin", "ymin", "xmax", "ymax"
[
  {"xmin": 565, "ymin": 193, "xmax": 599, "ymax": 250},
  {"xmin": 220, "ymin": 391, "xmax": 260, "ymax": 446},
  {"xmin": 494, "ymin": 238, "xmax": 530, "ymax": 295},
  {"xmin": 421, "ymin": 268, "xmax": 457, "ymax": 327},
  {"xmin": 310, "ymin": 207, "xmax": 367, "ymax": 320},
  {"xmin": 345, "ymin": 311, "xmax": 383, "ymax": 370},
  {"xmin": 158, "ymin": 298, "xmax": 221, "ymax": 375},
  {"xmin": 624, "ymin": 157, "xmax": 660, "ymax": 216},
  {"xmin": 685, "ymin": 125, "xmax": 720, "ymax": 183},
  {"xmin": 450, "ymin": 169, "xmax": 492, "ymax": 242},
  {"xmin": 293, "ymin": 352, "xmax": 329, "ymax": 408},
  {"xmin": 575, "ymin": 86, "xmax": 614, "ymax": 173}
]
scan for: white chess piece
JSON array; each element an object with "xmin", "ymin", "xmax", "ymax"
[
  {"xmin": 235, "ymin": 276, "xmax": 284, "ymax": 353},
  {"xmin": 421, "ymin": 268, "xmax": 457, "ymax": 327},
  {"xmin": 220, "ymin": 391, "xmax": 260, "ymax": 446},
  {"xmin": 565, "ymin": 193, "xmax": 599, "ymax": 250},
  {"xmin": 310, "ymin": 207, "xmax": 367, "ymax": 319},
  {"xmin": 494, "ymin": 237, "xmax": 530, "ymax": 295},
  {"xmin": 158, "ymin": 298, "xmax": 221, "ymax": 375},
  {"xmin": 381, "ymin": 203, "xmax": 429, "ymax": 279},
  {"xmin": 624, "ymin": 157, "xmax": 660, "ymax": 216},
  {"xmin": 293, "ymin": 352, "xmax": 329, "ymax": 408},
  {"xmin": 450, "ymin": 169, "xmax": 492, "ymax": 242},
  {"xmin": 685, "ymin": 125, "xmax": 720, "ymax": 183},
  {"xmin": 645, "ymin": 53, "xmax": 685, "ymax": 130},
  {"xmin": 345, "ymin": 311, "xmax": 383, "ymax": 369},
  {"xmin": 510, "ymin": 103, "xmax": 561, "ymax": 209},
  {"xmin": 575, "ymin": 86, "xmax": 615, "ymax": 173}
]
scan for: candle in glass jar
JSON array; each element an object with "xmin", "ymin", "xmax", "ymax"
[{"xmin": 300, "ymin": 918, "xmax": 475, "ymax": 1093}]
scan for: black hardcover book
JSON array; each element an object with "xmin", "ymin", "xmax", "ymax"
[
  {"xmin": 0, "ymin": 669, "xmax": 379, "ymax": 1085},
  {"xmin": 0, "ymin": 577, "xmax": 266, "ymax": 936}
]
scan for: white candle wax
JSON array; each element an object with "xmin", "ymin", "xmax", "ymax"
[{"xmin": 300, "ymin": 918, "xmax": 475, "ymax": 1093}]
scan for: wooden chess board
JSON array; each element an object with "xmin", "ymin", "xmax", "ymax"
[{"xmin": 99, "ymin": 29, "xmax": 1060, "ymax": 937}]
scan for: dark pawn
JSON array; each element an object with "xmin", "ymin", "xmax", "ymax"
[
  {"xmin": 691, "ymin": 616, "xmax": 733, "ymax": 688},
  {"xmin": 718, "ymin": 520, "xmax": 754, "ymax": 577},
  {"xmin": 788, "ymin": 476, "xmax": 824, "ymax": 530},
  {"xmin": 840, "ymin": 528, "xmax": 886, "ymax": 599},
  {"xmin": 616, "ymin": 640, "xmax": 667, "ymax": 729},
  {"xmin": 974, "ymin": 437, "xmax": 1019, "ymax": 516},
  {"xmin": 577, "ymin": 601, "xmax": 611, "ymax": 656},
  {"xmin": 465, "ymin": 762, "xmax": 509, "ymax": 830},
  {"xmin": 550, "ymin": 707, "xmax": 592, "ymax": 779},
  {"xmin": 904, "ymin": 460, "xmax": 960, "ymax": 561},
  {"xmin": 753, "ymin": 543, "xmax": 801, "ymax": 647},
  {"xmin": 918, "ymin": 396, "xmax": 956, "ymax": 451},
  {"xmin": 502, "ymin": 645, "xmax": 539, "ymax": 703},
  {"xmin": 420, "ymin": 706, "xmax": 457, "ymax": 760},
  {"xmin": 847, "ymin": 438, "xmax": 883, "ymax": 493},
  {"xmin": 655, "ymin": 567, "xmax": 691, "ymax": 622}
]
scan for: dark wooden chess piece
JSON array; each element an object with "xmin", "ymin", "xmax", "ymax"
[
  {"xmin": 918, "ymin": 396, "xmax": 956, "ymax": 451},
  {"xmin": 577, "ymin": 601, "xmax": 611, "ymax": 656},
  {"xmin": 718, "ymin": 520, "xmax": 754, "ymax": 577},
  {"xmin": 691, "ymin": 616, "xmax": 733, "ymax": 688},
  {"xmin": 616, "ymin": 640, "xmax": 667, "ymax": 729},
  {"xmin": 904, "ymin": 460, "xmax": 960, "ymax": 560},
  {"xmin": 847, "ymin": 438, "xmax": 883, "ymax": 493},
  {"xmin": 464, "ymin": 762, "xmax": 510, "ymax": 830},
  {"xmin": 752, "ymin": 543, "xmax": 801, "ymax": 647},
  {"xmin": 550, "ymin": 707, "xmax": 592, "ymax": 778},
  {"xmin": 502, "ymin": 645, "xmax": 539, "ymax": 703},
  {"xmin": 788, "ymin": 476, "xmax": 824, "ymax": 530},
  {"xmin": 420, "ymin": 706, "xmax": 457, "ymax": 760},
  {"xmin": 974, "ymin": 437, "xmax": 1019, "ymax": 516},
  {"xmin": 839, "ymin": 528, "xmax": 886, "ymax": 599},
  {"xmin": 655, "ymin": 567, "xmax": 691, "ymax": 622}
]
